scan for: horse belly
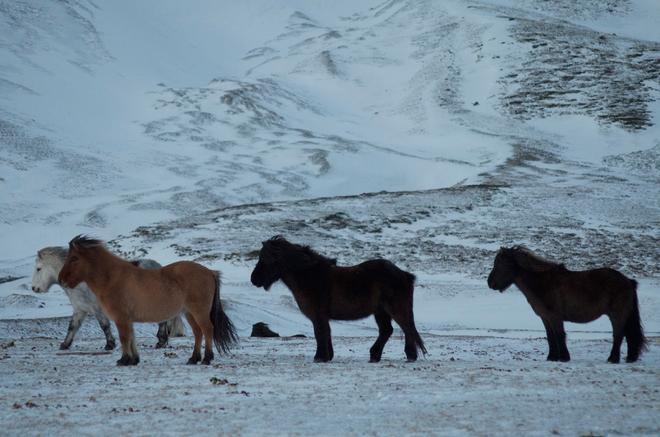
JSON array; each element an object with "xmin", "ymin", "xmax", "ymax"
[
  {"xmin": 330, "ymin": 308, "xmax": 372, "ymax": 321},
  {"xmin": 132, "ymin": 296, "xmax": 184, "ymax": 323},
  {"xmin": 560, "ymin": 287, "xmax": 608, "ymax": 324},
  {"xmin": 114, "ymin": 280, "xmax": 185, "ymax": 323},
  {"xmin": 329, "ymin": 298, "xmax": 376, "ymax": 321}
]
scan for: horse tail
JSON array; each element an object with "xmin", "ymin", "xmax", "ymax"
[
  {"xmin": 404, "ymin": 269, "xmax": 427, "ymax": 356},
  {"xmin": 210, "ymin": 271, "xmax": 238, "ymax": 354},
  {"xmin": 623, "ymin": 279, "xmax": 647, "ymax": 362}
]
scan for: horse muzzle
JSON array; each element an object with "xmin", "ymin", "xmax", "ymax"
[{"xmin": 487, "ymin": 274, "xmax": 495, "ymax": 290}]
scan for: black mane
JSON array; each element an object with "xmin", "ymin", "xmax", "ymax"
[
  {"xmin": 506, "ymin": 245, "xmax": 564, "ymax": 272},
  {"xmin": 265, "ymin": 235, "xmax": 337, "ymax": 268},
  {"xmin": 69, "ymin": 234, "xmax": 104, "ymax": 249}
]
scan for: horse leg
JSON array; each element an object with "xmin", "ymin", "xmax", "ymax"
[
  {"xmin": 312, "ymin": 318, "xmax": 332, "ymax": 363},
  {"xmin": 129, "ymin": 332, "xmax": 140, "ymax": 365},
  {"xmin": 197, "ymin": 316, "xmax": 215, "ymax": 365},
  {"xmin": 327, "ymin": 332, "xmax": 334, "ymax": 362},
  {"xmin": 607, "ymin": 315, "xmax": 625, "ymax": 364},
  {"xmin": 541, "ymin": 318, "xmax": 559, "ymax": 361},
  {"xmin": 553, "ymin": 321, "xmax": 570, "ymax": 362},
  {"xmin": 391, "ymin": 309, "xmax": 423, "ymax": 362},
  {"xmin": 185, "ymin": 313, "xmax": 202, "ymax": 365},
  {"xmin": 60, "ymin": 310, "xmax": 86, "ymax": 350},
  {"xmin": 369, "ymin": 311, "xmax": 393, "ymax": 363},
  {"xmin": 116, "ymin": 321, "xmax": 139, "ymax": 366},
  {"xmin": 155, "ymin": 322, "xmax": 169, "ymax": 349},
  {"xmin": 94, "ymin": 310, "xmax": 116, "ymax": 350}
]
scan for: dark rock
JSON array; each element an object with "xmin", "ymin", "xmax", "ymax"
[{"xmin": 251, "ymin": 322, "xmax": 280, "ymax": 338}]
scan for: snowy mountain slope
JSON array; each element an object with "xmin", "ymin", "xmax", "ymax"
[{"xmin": 2, "ymin": 0, "xmax": 656, "ymax": 250}]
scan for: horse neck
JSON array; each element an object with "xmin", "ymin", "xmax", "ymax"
[
  {"xmin": 280, "ymin": 265, "xmax": 327, "ymax": 294},
  {"xmin": 514, "ymin": 267, "xmax": 551, "ymax": 298},
  {"xmin": 81, "ymin": 248, "xmax": 126, "ymax": 291},
  {"xmin": 280, "ymin": 271, "xmax": 303, "ymax": 293},
  {"xmin": 47, "ymin": 255, "xmax": 66, "ymax": 286}
]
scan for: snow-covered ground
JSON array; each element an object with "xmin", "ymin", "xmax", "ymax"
[
  {"xmin": 1, "ymin": 334, "xmax": 658, "ymax": 436},
  {"xmin": 1, "ymin": 0, "xmax": 659, "ymax": 434}
]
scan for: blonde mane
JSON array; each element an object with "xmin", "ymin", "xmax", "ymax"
[{"xmin": 38, "ymin": 246, "xmax": 68, "ymax": 264}]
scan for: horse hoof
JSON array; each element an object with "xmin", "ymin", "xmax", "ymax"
[
  {"xmin": 369, "ymin": 358, "xmax": 381, "ymax": 363},
  {"xmin": 406, "ymin": 358, "xmax": 417, "ymax": 363},
  {"xmin": 607, "ymin": 357, "xmax": 621, "ymax": 364},
  {"xmin": 201, "ymin": 352, "xmax": 214, "ymax": 365},
  {"xmin": 117, "ymin": 355, "xmax": 139, "ymax": 366},
  {"xmin": 155, "ymin": 341, "xmax": 167, "ymax": 349},
  {"xmin": 104, "ymin": 342, "xmax": 116, "ymax": 351},
  {"xmin": 313, "ymin": 357, "xmax": 329, "ymax": 363},
  {"xmin": 59, "ymin": 343, "xmax": 70, "ymax": 350},
  {"xmin": 625, "ymin": 356, "xmax": 638, "ymax": 363},
  {"xmin": 186, "ymin": 358, "xmax": 199, "ymax": 365}
]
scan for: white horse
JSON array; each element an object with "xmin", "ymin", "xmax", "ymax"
[{"xmin": 32, "ymin": 247, "xmax": 185, "ymax": 350}]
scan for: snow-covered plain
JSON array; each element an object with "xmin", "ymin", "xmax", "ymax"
[{"xmin": 1, "ymin": 0, "xmax": 659, "ymax": 435}]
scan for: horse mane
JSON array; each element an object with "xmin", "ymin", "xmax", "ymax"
[
  {"xmin": 37, "ymin": 246, "xmax": 68, "ymax": 262},
  {"xmin": 508, "ymin": 246, "xmax": 564, "ymax": 272},
  {"xmin": 265, "ymin": 235, "xmax": 337, "ymax": 269},
  {"xmin": 70, "ymin": 234, "xmax": 104, "ymax": 249}
]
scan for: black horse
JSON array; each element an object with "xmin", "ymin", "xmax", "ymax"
[
  {"xmin": 250, "ymin": 236, "xmax": 426, "ymax": 362},
  {"xmin": 487, "ymin": 246, "xmax": 647, "ymax": 363}
]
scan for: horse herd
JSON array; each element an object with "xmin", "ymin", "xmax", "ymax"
[{"xmin": 31, "ymin": 235, "xmax": 647, "ymax": 367}]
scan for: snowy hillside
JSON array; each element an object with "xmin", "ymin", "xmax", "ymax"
[{"xmin": 0, "ymin": 0, "xmax": 659, "ymax": 435}]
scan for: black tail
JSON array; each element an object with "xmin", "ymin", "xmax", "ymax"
[
  {"xmin": 412, "ymin": 324, "xmax": 427, "ymax": 356},
  {"xmin": 624, "ymin": 279, "xmax": 647, "ymax": 363},
  {"xmin": 405, "ymin": 270, "xmax": 427, "ymax": 356},
  {"xmin": 210, "ymin": 272, "xmax": 239, "ymax": 354}
]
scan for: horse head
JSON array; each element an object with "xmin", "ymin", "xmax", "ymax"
[
  {"xmin": 487, "ymin": 247, "xmax": 518, "ymax": 292},
  {"xmin": 250, "ymin": 236, "xmax": 285, "ymax": 291},
  {"xmin": 31, "ymin": 248, "xmax": 62, "ymax": 293},
  {"xmin": 58, "ymin": 235, "xmax": 102, "ymax": 289}
]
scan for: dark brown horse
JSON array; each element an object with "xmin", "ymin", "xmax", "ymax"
[
  {"xmin": 58, "ymin": 235, "xmax": 237, "ymax": 366},
  {"xmin": 250, "ymin": 236, "xmax": 426, "ymax": 363},
  {"xmin": 487, "ymin": 246, "xmax": 647, "ymax": 363}
]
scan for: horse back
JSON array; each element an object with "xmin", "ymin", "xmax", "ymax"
[
  {"xmin": 110, "ymin": 260, "xmax": 216, "ymax": 323},
  {"xmin": 327, "ymin": 259, "xmax": 415, "ymax": 320},
  {"xmin": 557, "ymin": 267, "xmax": 636, "ymax": 322},
  {"xmin": 161, "ymin": 261, "xmax": 216, "ymax": 291},
  {"xmin": 567, "ymin": 267, "xmax": 634, "ymax": 296},
  {"xmin": 352, "ymin": 259, "xmax": 415, "ymax": 285}
]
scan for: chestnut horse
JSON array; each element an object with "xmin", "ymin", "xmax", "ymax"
[
  {"xmin": 31, "ymin": 247, "xmax": 184, "ymax": 350},
  {"xmin": 487, "ymin": 246, "xmax": 647, "ymax": 363},
  {"xmin": 59, "ymin": 235, "xmax": 237, "ymax": 366},
  {"xmin": 250, "ymin": 236, "xmax": 426, "ymax": 362}
]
